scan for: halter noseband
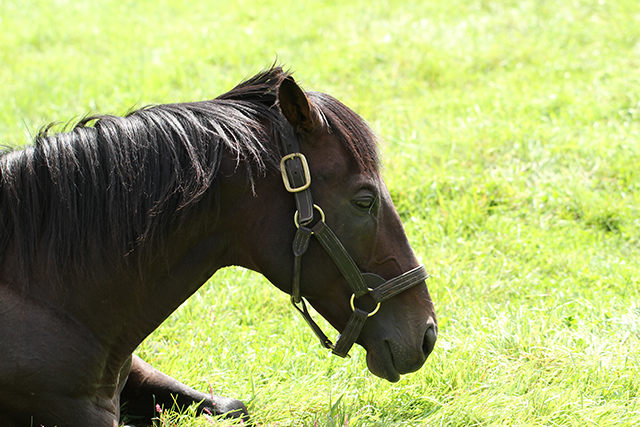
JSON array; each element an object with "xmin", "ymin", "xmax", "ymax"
[{"xmin": 280, "ymin": 130, "xmax": 429, "ymax": 358}]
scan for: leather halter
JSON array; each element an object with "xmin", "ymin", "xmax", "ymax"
[{"xmin": 280, "ymin": 129, "xmax": 428, "ymax": 358}]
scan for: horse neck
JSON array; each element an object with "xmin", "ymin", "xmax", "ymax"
[{"xmin": 15, "ymin": 173, "xmax": 251, "ymax": 362}]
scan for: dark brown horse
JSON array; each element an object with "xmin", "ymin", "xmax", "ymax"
[{"xmin": 0, "ymin": 67, "xmax": 437, "ymax": 426}]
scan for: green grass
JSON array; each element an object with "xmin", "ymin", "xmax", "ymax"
[{"xmin": 2, "ymin": 0, "xmax": 640, "ymax": 425}]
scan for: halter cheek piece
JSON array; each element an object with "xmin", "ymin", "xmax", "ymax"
[{"xmin": 280, "ymin": 132, "xmax": 429, "ymax": 358}]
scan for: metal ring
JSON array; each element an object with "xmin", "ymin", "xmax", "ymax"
[
  {"xmin": 294, "ymin": 204, "xmax": 325, "ymax": 229},
  {"xmin": 350, "ymin": 289, "xmax": 381, "ymax": 317}
]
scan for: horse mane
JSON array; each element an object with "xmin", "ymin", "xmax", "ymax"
[{"xmin": 0, "ymin": 66, "xmax": 379, "ymax": 283}]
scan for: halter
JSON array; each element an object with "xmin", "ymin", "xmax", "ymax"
[{"xmin": 280, "ymin": 131, "xmax": 429, "ymax": 357}]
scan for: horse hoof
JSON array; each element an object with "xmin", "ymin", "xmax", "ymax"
[{"xmin": 200, "ymin": 396, "xmax": 249, "ymax": 422}]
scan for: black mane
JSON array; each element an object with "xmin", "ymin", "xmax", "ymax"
[{"xmin": 0, "ymin": 66, "xmax": 379, "ymax": 282}]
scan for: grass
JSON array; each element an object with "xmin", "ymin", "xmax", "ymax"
[{"xmin": 1, "ymin": 0, "xmax": 640, "ymax": 425}]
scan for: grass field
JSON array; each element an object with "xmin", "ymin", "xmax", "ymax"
[{"xmin": 1, "ymin": 0, "xmax": 640, "ymax": 425}]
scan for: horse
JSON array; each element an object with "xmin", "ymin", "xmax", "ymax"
[{"xmin": 0, "ymin": 66, "xmax": 437, "ymax": 426}]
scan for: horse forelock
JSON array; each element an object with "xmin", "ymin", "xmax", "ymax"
[{"xmin": 307, "ymin": 92, "xmax": 380, "ymax": 175}]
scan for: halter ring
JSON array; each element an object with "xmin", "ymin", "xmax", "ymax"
[
  {"xmin": 350, "ymin": 289, "xmax": 381, "ymax": 317},
  {"xmin": 294, "ymin": 204, "xmax": 325, "ymax": 229}
]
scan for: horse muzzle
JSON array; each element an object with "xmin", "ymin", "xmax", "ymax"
[{"xmin": 363, "ymin": 308, "xmax": 437, "ymax": 382}]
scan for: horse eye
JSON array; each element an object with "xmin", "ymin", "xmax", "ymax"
[{"xmin": 353, "ymin": 198, "xmax": 375, "ymax": 211}]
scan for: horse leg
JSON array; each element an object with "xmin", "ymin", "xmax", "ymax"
[{"xmin": 120, "ymin": 355, "xmax": 248, "ymax": 424}]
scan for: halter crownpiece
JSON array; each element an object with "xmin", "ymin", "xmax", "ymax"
[{"xmin": 280, "ymin": 129, "xmax": 429, "ymax": 358}]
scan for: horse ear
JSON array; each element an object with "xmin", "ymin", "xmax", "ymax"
[{"xmin": 278, "ymin": 76, "xmax": 320, "ymax": 133}]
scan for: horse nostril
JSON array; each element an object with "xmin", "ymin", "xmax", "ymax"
[{"xmin": 422, "ymin": 323, "xmax": 437, "ymax": 358}]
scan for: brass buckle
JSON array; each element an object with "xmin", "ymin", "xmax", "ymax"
[
  {"xmin": 280, "ymin": 153, "xmax": 311, "ymax": 193},
  {"xmin": 350, "ymin": 289, "xmax": 381, "ymax": 318}
]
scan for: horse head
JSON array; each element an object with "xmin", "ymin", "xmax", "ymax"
[{"xmin": 234, "ymin": 74, "xmax": 437, "ymax": 382}]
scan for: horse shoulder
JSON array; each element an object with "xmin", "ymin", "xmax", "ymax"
[{"xmin": 0, "ymin": 283, "xmax": 119, "ymax": 415}]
